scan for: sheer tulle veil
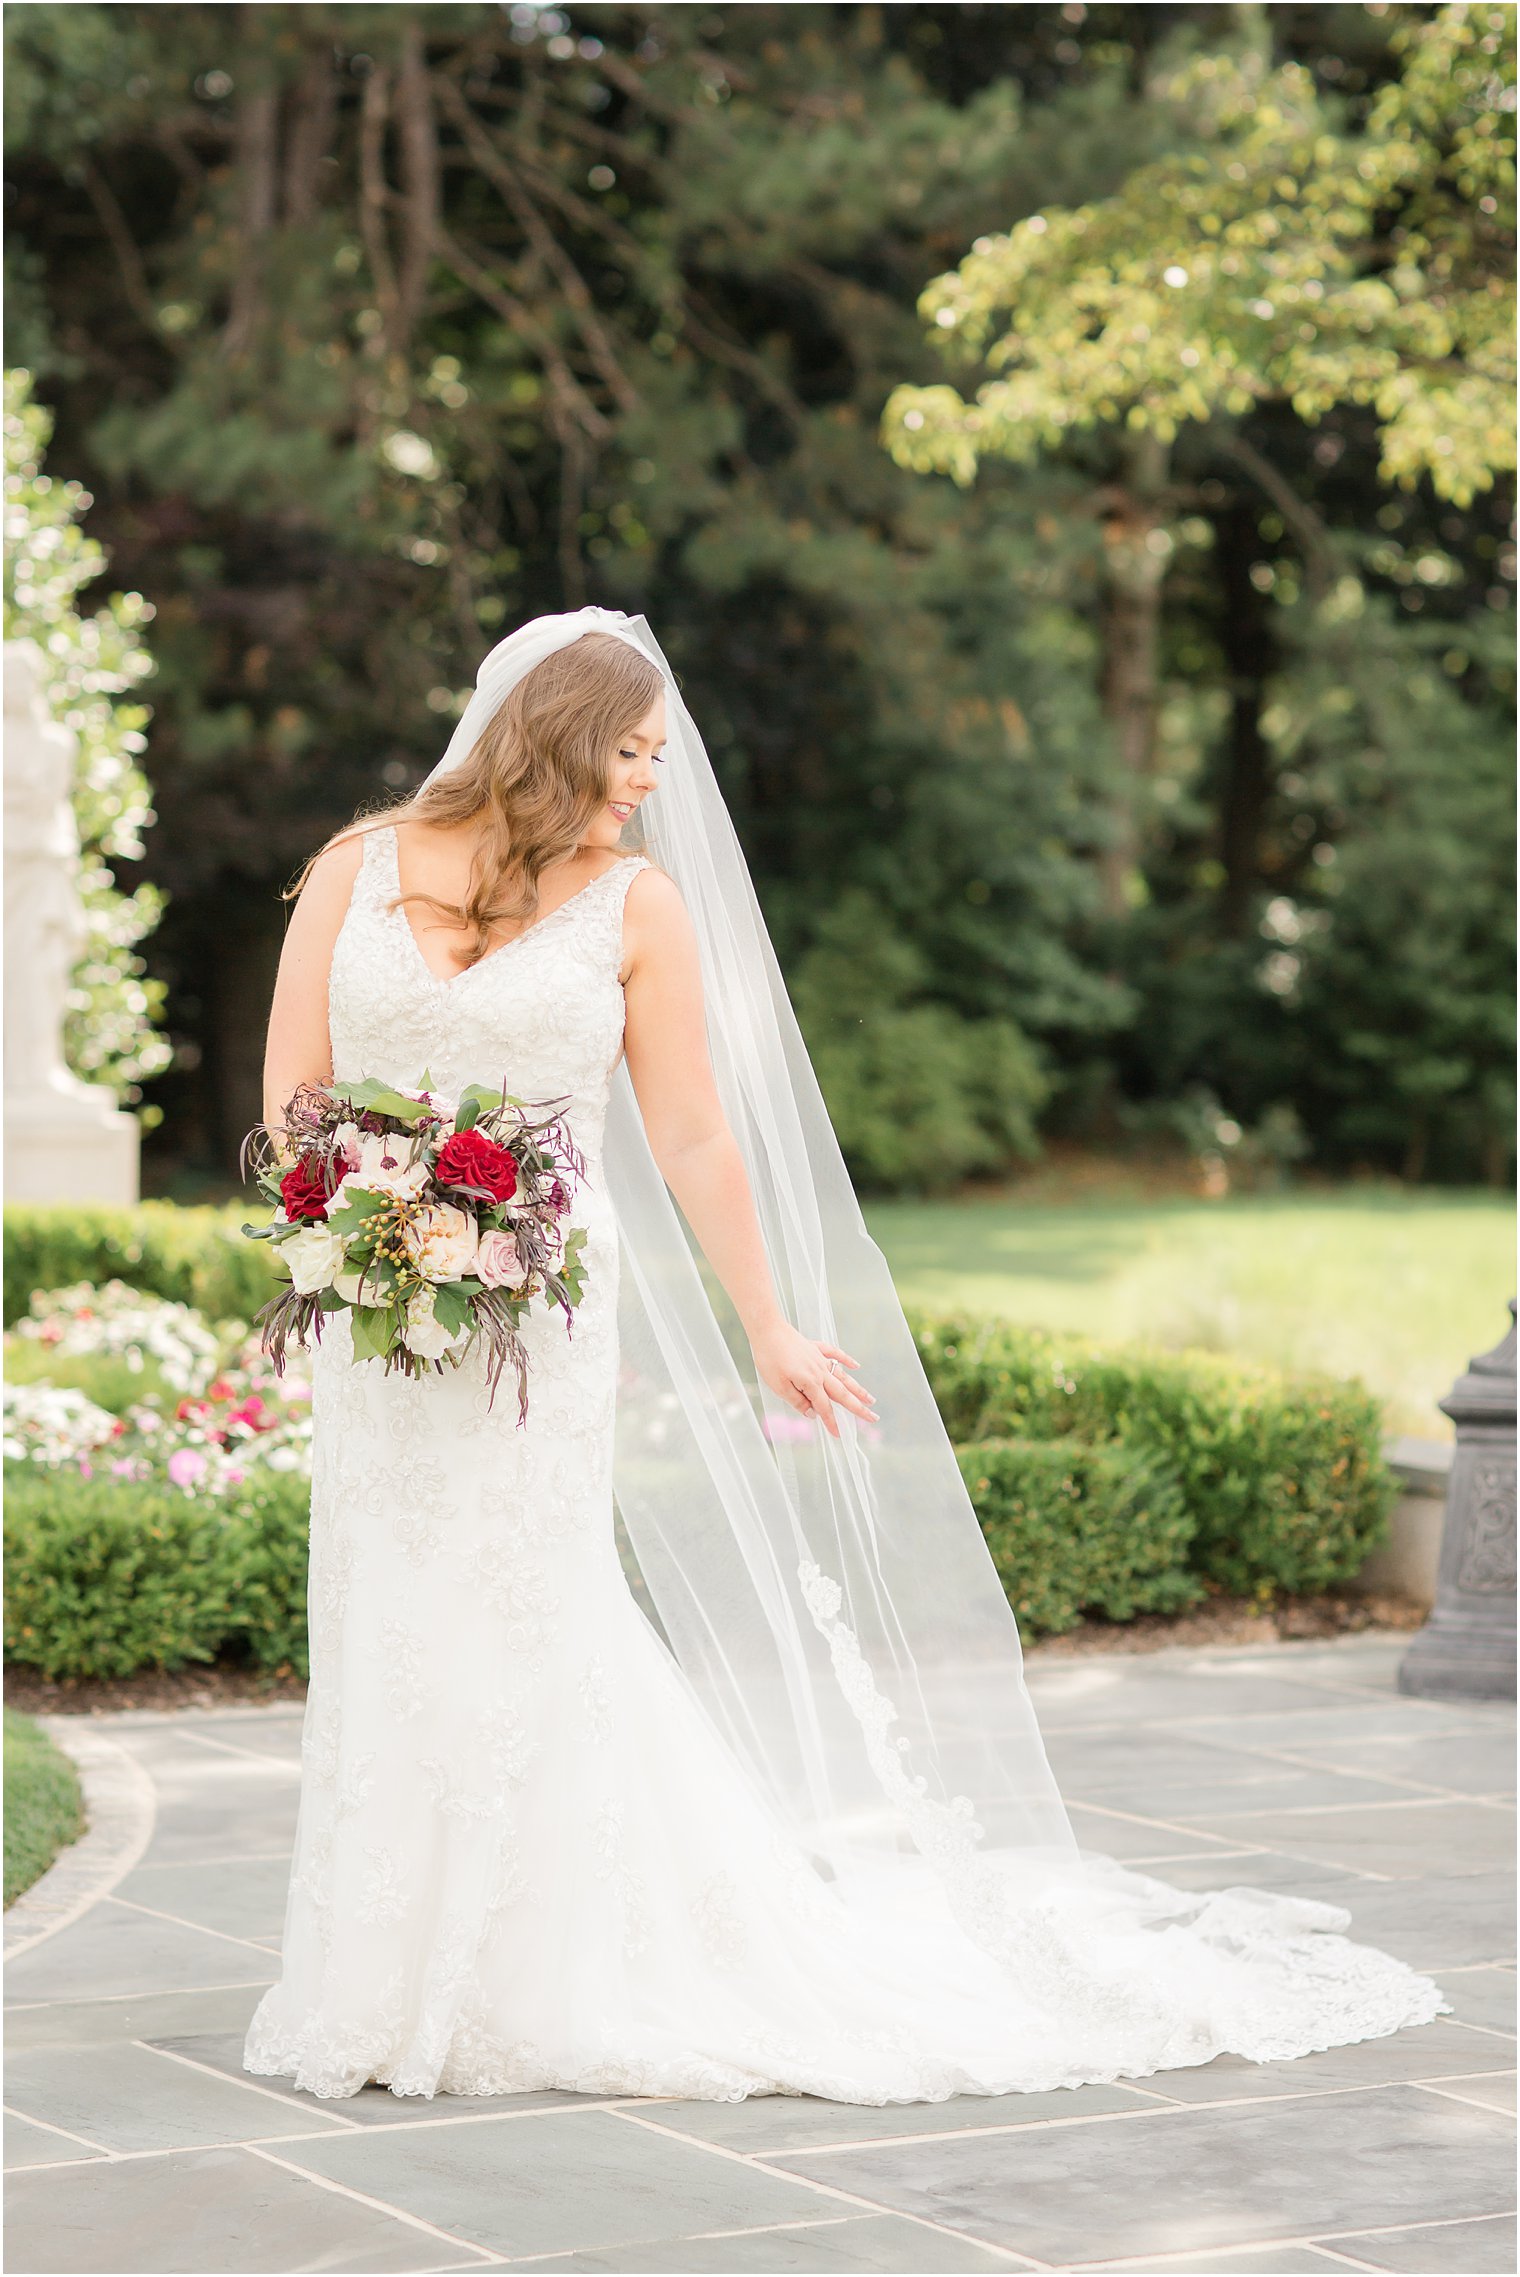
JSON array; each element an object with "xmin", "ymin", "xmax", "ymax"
[
  {"xmin": 420, "ymin": 601, "xmax": 1077, "ymax": 1898},
  {"xmin": 417, "ymin": 606, "xmax": 1450, "ymax": 2021}
]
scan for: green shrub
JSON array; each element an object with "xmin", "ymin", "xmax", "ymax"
[
  {"xmin": 916, "ymin": 1313, "xmax": 1394, "ymax": 1598},
  {"xmin": 4, "ymin": 1707, "xmax": 86, "ymax": 1907},
  {"xmin": 221, "ymin": 1475, "xmax": 313, "ymax": 1676},
  {"xmin": 791, "ymin": 892, "xmax": 1047, "ymax": 1193},
  {"xmin": 3, "ymin": 1465, "xmax": 311, "ymax": 1680},
  {"xmin": 5, "ymin": 1469, "xmax": 234, "ymax": 1679},
  {"xmin": 3, "ymin": 1203, "xmax": 277, "ymax": 1329},
  {"xmin": 958, "ymin": 1436, "xmax": 1202, "ymax": 1635}
]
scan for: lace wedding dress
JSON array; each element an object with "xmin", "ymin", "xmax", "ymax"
[{"xmin": 244, "ymin": 824, "xmax": 1447, "ymax": 2105}]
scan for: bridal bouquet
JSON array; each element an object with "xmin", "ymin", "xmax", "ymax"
[{"xmin": 240, "ymin": 1077, "xmax": 588, "ymax": 1421}]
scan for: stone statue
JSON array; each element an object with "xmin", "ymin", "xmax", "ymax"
[{"xmin": 4, "ymin": 639, "xmax": 139, "ymax": 1203}]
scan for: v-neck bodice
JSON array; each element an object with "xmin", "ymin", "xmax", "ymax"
[{"xmin": 327, "ymin": 825, "xmax": 649, "ymax": 1167}]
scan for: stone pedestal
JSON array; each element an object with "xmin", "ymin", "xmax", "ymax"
[
  {"xmin": 3, "ymin": 641, "xmax": 140, "ymax": 1206},
  {"xmin": 1399, "ymin": 1306, "xmax": 1517, "ymax": 1703},
  {"xmin": 1348, "ymin": 1437, "xmax": 1452, "ymax": 1608}
]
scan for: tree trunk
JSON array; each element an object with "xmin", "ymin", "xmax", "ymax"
[
  {"xmin": 283, "ymin": 52, "xmax": 337, "ymax": 227},
  {"xmin": 222, "ymin": 82, "xmax": 279, "ymax": 359},
  {"xmin": 1096, "ymin": 429, "xmax": 1169, "ymax": 918},
  {"xmin": 1215, "ymin": 492, "xmax": 1277, "ymax": 936},
  {"xmin": 395, "ymin": 27, "xmax": 439, "ymax": 350}
]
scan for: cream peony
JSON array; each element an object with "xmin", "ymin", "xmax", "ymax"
[
  {"xmin": 401, "ymin": 1200, "xmax": 479, "ymax": 1283},
  {"xmin": 282, "ymin": 1224, "xmax": 348, "ymax": 1295},
  {"xmin": 476, "ymin": 1228, "xmax": 529, "ymax": 1290},
  {"xmin": 403, "ymin": 1285, "xmax": 466, "ymax": 1362},
  {"xmin": 330, "ymin": 1127, "xmax": 429, "ymax": 1206}
]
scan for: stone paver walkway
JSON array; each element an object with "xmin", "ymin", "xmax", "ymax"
[{"xmin": 4, "ymin": 1635, "xmax": 1515, "ymax": 2275}]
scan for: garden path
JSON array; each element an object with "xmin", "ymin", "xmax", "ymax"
[{"xmin": 4, "ymin": 1634, "xmax": 1514, "ymax": 2275}]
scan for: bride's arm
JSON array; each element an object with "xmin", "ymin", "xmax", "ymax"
[
  {"xmin": 261, "ymin": 837, "xmax": 364, "ymax": 1142},
  {"xmin": 620, "ymin": 868, "xmax": 877, "ymax": 1438}
]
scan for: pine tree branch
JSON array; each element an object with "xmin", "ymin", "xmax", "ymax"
[
  {"xmin": 79, "ymin": 159, "xmax": 160, "ymax": 336},
  {"xmin": 430, "ymin": 223, "xmax": 613, "ymax": 442},
  {"xmin": 1220, "ymin": 433, "xmax": 1337, "ymax": 602},
  {"xmin": 433, "ymin": 76, "xmax": 638, "ymax": 416}
]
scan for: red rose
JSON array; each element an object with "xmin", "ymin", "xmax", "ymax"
[
  {"xmin": 280, "ymin": 1154, "xmax": 332, "ymax": 1221},
  {"xmin": 436, "ymin": 1128, "xmax": 519, "ymax": 1204}
]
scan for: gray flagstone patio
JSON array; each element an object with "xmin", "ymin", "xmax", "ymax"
[{"xmin": 4, "ymin": 1633, "xmax": 1514, "ymax": 2275}]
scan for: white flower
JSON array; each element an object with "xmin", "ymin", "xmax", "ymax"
[
  {"xmin": 401, "ymin": 1201, "xmax": 479, "ymax": 1283},
  {"xmin": 332, "ymin": 1265, "xmax": 381, "ymax": 1307},
  {"xmin": 403, "ymin": 1286, "xmax": 467, "ymax": 1362},
  {"xmin": 283, "ymin": 1224, "xmax": 348, "ymax": 1295},
  {"xmin": 331, "ymin": 1128, "xmax": 429, "ymax": 1205},
  {"xmin": 2, "ymin": 1381, "xmax": 120, "ymax": 1465},
  {"xmin": 16, "ymin": 1279, "xmax": 223, "ymax": 1395}
]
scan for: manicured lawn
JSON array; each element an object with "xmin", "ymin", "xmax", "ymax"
[
  {"xmin": 4, "ymin": 1707, "xmax": 85, "ymax": 1908},
  {"xmin": 866, "ymin": 1188, "xmax": 1514, "ymax": 1439}
]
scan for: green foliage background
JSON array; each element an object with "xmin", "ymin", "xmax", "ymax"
[{"xmin": 4, "ymin": 1, "xmax": 1513, "ymax": 1188}]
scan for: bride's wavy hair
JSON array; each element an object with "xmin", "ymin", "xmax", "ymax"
[{"xmin": 287, "ymin": 631, "xmax": 664, "ymax": 968}]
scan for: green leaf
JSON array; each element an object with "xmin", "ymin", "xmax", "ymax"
[
  {"xmin": 431, "ymin": 1284, "xmax": 473, "ymax": 1335},
  {"xmin": 324, "ymin": 1188, "xmax": 390, "ymax": 1235},
  {"xmin": 328, "ymin": 1079, "xmax": 433, "ymax": 1125},
  {"xmin": 348, "ymin": 1304, "xmax": 398, "ymax": 1361}
]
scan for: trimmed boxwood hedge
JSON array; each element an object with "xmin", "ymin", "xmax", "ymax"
[
  {"xmin": 917, "ymin": 1313, "xmax": 1394, "ymax": 1599},
  {"xmin": 2, "ymin": 1207, "xmax": 1396, "ymax": 1674},
  {"xmin": 4, "ymin": 1202, "xmax": 277, "ymax": 1329},
  {"xmin": 4, "ymin": 1467, "xmax": 311, "ymax": 1681},
  {"xmin": 956, "ymin": 1436, "xmax": 1202, "ymax": 1635}
]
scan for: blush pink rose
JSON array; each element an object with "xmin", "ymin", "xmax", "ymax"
[{"xmin": 476, "ymin": 1228, "xmax": 529, "ymax": 1290}]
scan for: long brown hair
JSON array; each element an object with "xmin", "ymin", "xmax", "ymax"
[{"xmin": 287, "ymin": 631, "xmax": 664, "ymax": 967}]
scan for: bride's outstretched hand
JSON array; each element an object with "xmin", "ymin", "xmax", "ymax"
[{"xmin": 750, "ymin": 1323, "xmax": 879, "ymax": 1438}]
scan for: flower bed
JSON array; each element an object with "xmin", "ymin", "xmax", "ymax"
[{"xmin": 4, "ymin": 1282, "xmax": 311, "ymax": 1499}]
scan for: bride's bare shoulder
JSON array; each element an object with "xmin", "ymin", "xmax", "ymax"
[
  {"xmin": 625, "ymin": 859, "xmax": 684, "ymax": 913},
  {"xmin": 300, "ymin": 827, "xmax": 370, "ymax": 900},
  {"xmin": 622, "ymin": 861, "xmax": 693, "ymax": 967}
]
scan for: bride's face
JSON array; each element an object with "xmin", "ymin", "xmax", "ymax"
[{"xmin": 586, "ymin": 692, "xmax": 666, "ymax": 849}]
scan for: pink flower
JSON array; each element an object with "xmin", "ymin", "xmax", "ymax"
[
  {"xmin": 167, "ymin": 1448, "xmax": 208, "ymax": 1490},
  {"xmin": 761, "ymin": 1412, "xmax": 816, "ymax": 1443},
  {"xmin": 476, "ymin": 1228, "xmax": 529, "ymax": 1290}
]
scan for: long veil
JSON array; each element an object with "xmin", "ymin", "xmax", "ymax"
[
  {"xmin": 421, "ymin": 606, "xmax": 1449, "ymax": 2032},
  {"xmin": 424, "ymin": 604, "xmax": 1074, "ymax": 1891}
]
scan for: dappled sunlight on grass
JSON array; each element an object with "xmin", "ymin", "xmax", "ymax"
[{"xmin": 865, "ymin": 1190, "xmax": 1514, "ymax": 1439}]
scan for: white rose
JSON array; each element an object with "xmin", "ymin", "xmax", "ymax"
[
  {"xmin": 332, "ymin": 1266, "xmax": 374, "ymax": 1307},
  {"xmin": 283, "ymin": 1224, "xmax": 347, "ymax": 1296},
  {"xmin": 404, "ymin": 1285, "xmax": 466, "ymax": 1362},
  {"xmin": 402, "ymin": 1200, "xmax": 479, "ymax": 1284}
]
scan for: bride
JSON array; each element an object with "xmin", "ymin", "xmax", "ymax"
[{"xmin": 244, "ymin": 606, "xmax": 1446, "ymax": 2105}]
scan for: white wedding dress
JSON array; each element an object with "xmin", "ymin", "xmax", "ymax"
[{"xmin": 244, "ymin": 825, "xmax": 1447, "ymax": 2104}]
